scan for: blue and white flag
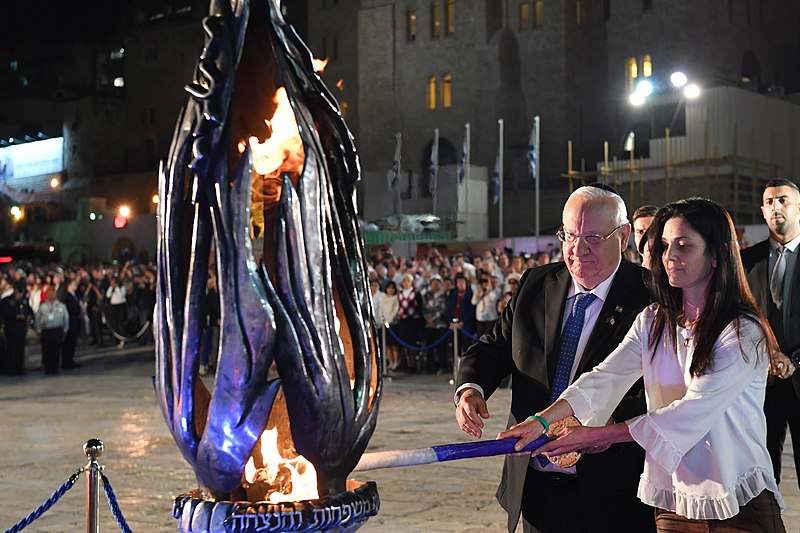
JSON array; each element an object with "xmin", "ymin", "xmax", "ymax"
[
  {"xmin": 527, "ymin": 120, "xmax": 538, "ymax": 180},
  {"xmin": 429, "ymin": 128, "xmax": 439, "ymax": 208},
  {"xmin": 388, "ymin": 132, "xmax": 402, "ymax": 191},
  {"xmin": 457, "ymin": 123, "xmax": 470, "ymax": 184},
  {"xmin": 492, "ymin": 153, "xmax": 501, "ymax": 206}
]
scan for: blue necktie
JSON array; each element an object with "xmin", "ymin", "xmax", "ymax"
[{"xmin": 538, "ymin": 292, "xmax": 597, "ymax": 467}]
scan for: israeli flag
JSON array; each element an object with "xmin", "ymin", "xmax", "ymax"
[
  {"xmin": 457, "ymin": 123, "xmax": 470, "ymax": 184},
  {"xmin": 388, "ymin": 133, "xmax": 402, "ymax": 191},
  {"xmin": 492, "ymin": 154, "xmax": 501, "ymax": 206},
  {"xmin": 527, "ymin": 121, "xmax": 537, "ymax": 180},
  {"xmin": 429, "ymin": 128, "xmax": 439, "ymax": 203}
]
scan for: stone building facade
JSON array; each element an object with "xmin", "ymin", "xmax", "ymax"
[{"xmin": 308, "ymin": 0, "xmax": 800, "ymax": 235}]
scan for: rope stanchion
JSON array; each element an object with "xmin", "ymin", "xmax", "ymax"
[
  {"xmin": 2, "ymin": 439, "xmax": 135, "ymax": 533},
  {"xmin": 3, "ymin": 469, "xmax": 82, "ymax": 533},
  {"xmin": 102, "ymin": 474, "xmax": 134, "ymax": 533},
  {"xmin": 456, "ymin": 324, "xmax": 480, "ymax": 343},
  {"xmin": 385, "ymin": 325, "xmax": 452, "ymax": 351}
]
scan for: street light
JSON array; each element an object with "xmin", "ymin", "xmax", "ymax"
[
  {"xmin": 119, "ymin": 205, "xmax": 131, "ymax": 218},
  {"xmin": 683, "ymin": 84, "xmax": 701, "ymax": 99},
  {"xmin": 670, "ymin": 71, "xmax": 688, "ymax": 88},
  {"xmin": 50, "ymin": 177, "xmax": 60, "ymax": 189},
  {"xmin": 10, "ymin": 206, "xmax": 23, "ymax": 222}
]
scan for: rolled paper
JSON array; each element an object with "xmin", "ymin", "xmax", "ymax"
[{"xmin": 352, "ymin": 434, "xmax": 552, "ymax": 472}]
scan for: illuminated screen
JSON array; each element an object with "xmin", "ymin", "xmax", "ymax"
[{"xmin": 0, "ymin": 138, "xmax": 64, "ymax": 182}]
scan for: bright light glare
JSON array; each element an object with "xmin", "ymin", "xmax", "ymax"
[
  {"xmin": 670, "ymin": 72, "xmax": 688, "ymax": 88},
  {"xmin": 10, "ymin": 206, "xmax": 22, "ymax": 222},
  {"xmin": 50, "ymin": 177, "xmax": 60, "ymax": 188},
  {"xmin": 629, "ymin": 93, "xmax": 646, "ymax": 106},
  {"xmin": 48, "ymin": 246, "xmax": 55, "ymax": 253},
  {"xmin": 683, "ymin": 84, "xmax": 701, "ymax": 99},
  {"xmin": 635, "ymin": 80, "xmax": 653, "ymax": 97},
  {"xmin": 152, "ymin": 194, "xmax": 160, "ymax": 204},
  {"xmin": 119, "ymin": 205, "xmax": 131, "ymax": 218},
  {"xmin": 89, "ymin": 212, "xmax": 96, "ymax": 221}
]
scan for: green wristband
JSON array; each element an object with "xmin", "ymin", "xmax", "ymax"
[{"xmin": 525, "ymin": 414, "xmax": 550, "ymax": 435}]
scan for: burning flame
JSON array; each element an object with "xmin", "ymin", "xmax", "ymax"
[
  {"xmin": 246, "ymin": 86, "xmax": 306, "ymax": 237},
  {"xmin": 244, "ymin": 428, "xmax": 319, "ymax": 503}
]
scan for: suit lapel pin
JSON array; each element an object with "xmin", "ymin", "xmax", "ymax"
[
  {"xmin": 606, "ymin": 315, "xmax": 616, "ymax": 325},
  {"xmin": 615, "ymin": 305, "xmax": 623, "ymax": 313}
]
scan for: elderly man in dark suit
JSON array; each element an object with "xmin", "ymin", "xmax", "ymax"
[
  {"xmin": 741, "ymin": 177, "xmax": 800, "ymax": 489},
  {"xmin": 455, "ymin": 185, "xmax": 654, "ymax": 533}
]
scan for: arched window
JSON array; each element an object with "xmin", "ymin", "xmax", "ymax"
[
  {"xmin": 427, "ymin": 76, "xmax": 438, "ymax": 110},
  {"xmin": 407, "ymin": 9, "xmax": 417, "ymax": 41},
  {"xmin": 445, "ymin": 0, "xmax": 455, "ymax": 35},
  {"xmin": 642, "ymin": 54, "xmax": 653, "ymax": 77},
  {"xmin": 626, "ymin": 57, "xmax": 638, "ymax": 91},
  {"xmin": 431, "ymin": 1, "xmax": 442, "ymax": 37},
  {"xmin": 519, "ymin": 2, "xmax": 531, "ymax": 30},
  {"xmin": 533, "ymin": 0, "xmax": 544, "ymax": 27},
  {"xmin": 442, "ymin": 74, "xmax": 452, "ymax": 108}
]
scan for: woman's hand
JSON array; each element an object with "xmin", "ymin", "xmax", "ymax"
[
  {"xmin": 533, "ymin": 423, "xmax": 631, "ymax": 458},
  {"xmin": 497, "ymin": 418, "xmax": 546, "ymax": 452}
]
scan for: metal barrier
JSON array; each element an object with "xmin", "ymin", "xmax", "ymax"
[
  {"xmin": 378, "ymin": 319, "xmax": 481, "ymax": 382},
  {"xmin": 2, "ymin": 439, "xmax": 133, "ymax": 533}
]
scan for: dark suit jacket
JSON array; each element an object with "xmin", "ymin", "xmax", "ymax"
[
  {"xmin": 741, "ymin": 239, "xmax": 800, "ymax": 392},
  {"xmin": 61, "ymin": 291, "xmax": 82, "ymax": 331},
  {"xmin": 457, "ymin": 260, "xmax": 653, "ymax": 532}
]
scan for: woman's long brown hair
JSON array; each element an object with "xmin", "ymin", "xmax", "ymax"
[{"xmin": 644, "ymin": 198, "xmax": 778, "ymax": 376}]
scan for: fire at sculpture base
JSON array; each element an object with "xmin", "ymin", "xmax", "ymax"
[{"xmin": 173, "ymin": 481, "xmax": 379, "ymax": 533}]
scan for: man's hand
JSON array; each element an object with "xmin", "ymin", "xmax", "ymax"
[
  {"xmin": 455, "ymin": 388, "xmax": 490, "ymax": 438},
  {"xmin": 770, "ymin": 352, "xmax": 795, "ymax": 380}
]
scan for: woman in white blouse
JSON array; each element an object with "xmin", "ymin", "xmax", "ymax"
[{"xmin": 500, "ymin": 198, "xmax": 787, "ymax": 532}]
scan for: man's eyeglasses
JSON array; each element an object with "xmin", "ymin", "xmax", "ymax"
[{"xmin": 556, "ymin": 224, "xmax": 624, "ymax": 246}]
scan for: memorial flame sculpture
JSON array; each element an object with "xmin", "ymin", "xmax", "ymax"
[{"xmin": 154, "ymin": 0, "xmax": 381, "ymax": 530}]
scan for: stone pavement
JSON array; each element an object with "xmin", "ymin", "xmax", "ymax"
[{"xmin": 0, "ymin": 345, "xmax": 798, "ymax": 532}]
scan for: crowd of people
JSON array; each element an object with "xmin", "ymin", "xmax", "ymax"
[
  {"xmin": 367, "ymin": 247, "xmax": 553, "ymax": 374},
  {"xmin": 0, "ymin": 260, "xmax": 156, "ymax": 376}
]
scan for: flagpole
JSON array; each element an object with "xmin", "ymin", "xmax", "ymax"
[
  {"xmin": 465, "ymin": 122, "xmax": 471, "ymax": 240},
  {"xmin": 431, "ymin": 128, "xmax": 439, "ymax": 216},
  {"xmin": 534, "ymin": 116, "xmax": 540, "ymax": 237},
  {"xmin": 498, "ymin": 118, "xmax": 504, "ymax": 239}
]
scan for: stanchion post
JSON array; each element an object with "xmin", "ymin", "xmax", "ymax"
[
  {"xmin": 451, "ymin": 318, "xmax": 460, "ymax": 384},
  {"xmin": 84, "ymin": 438, "xmax": 104, "ymax": 533},
  {"xmin": 382, "ymin": 323, "xmax": 393, "ymax": 382}
]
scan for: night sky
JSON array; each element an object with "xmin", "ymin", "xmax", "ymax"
[{"xmin": 0, "ymin": 1, "xmax": 133, "ymax": 46}]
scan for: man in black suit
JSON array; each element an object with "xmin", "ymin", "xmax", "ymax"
[
  {"xmin": 455, "ymin": 185, "xmax": 654, "ymax": 533},
  {"xmin": 741, "ymin": 178, "xmax": 800, "ymax": 488},
  {"xmin": 60, "ymin": 278, "xmax": 82, "ymax": 369}
]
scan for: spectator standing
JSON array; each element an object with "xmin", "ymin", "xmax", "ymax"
[
  {"xmin": 423, "ymin": 275, "xmax": 449, "ymax": 374},
  {"xmin": 472, "ymin": 275, "xmax": 499, "ymax": 336},
  {"xmin": 379, "ymin": 281, "xmax": 400, "ymax": 370},
  {"xmin": 106, "ymin": 276, "xmax": 127, "ymax": 347},
  {"xmin": 2, "ymin": 283, "xmax": 33, "ymax": 375},
  {"xmin": 60, "ymin": 278, "xmax": 82, "ymax": 369},
  {"xmin": 396, "ymin": 273, "xmax": 423, "ymax": 372},
  {"xmin": 85, "ymin": 272, "xmax": 106, "ymax": 347},
  {"xmin": 369, "ymin": 279, "xmax": 385, "ymax": 324},
  {"xmin": 36, "ymin": 287, "xmax": 69, "ymax": 375},
  {"xmin": 446, "ymin": 273, "xmax": 476, "ymax": 357}
]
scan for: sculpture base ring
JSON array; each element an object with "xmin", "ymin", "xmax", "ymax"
[{"xmin": 173, "ymin": 481, "xmax": 380, "ymax": 533}]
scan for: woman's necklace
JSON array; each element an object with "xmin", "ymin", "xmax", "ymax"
[{"xmin": 680, "ymin": 316, "xmax": 699, "ymax": 348}]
